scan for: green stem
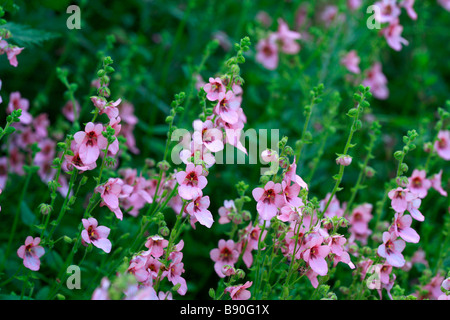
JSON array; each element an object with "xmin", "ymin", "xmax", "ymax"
[
  {"xmin": 46, "ymin": 170, "xmax": 78, "ymax": 242},
  {"xmin": 345, "ymin": 133, "xmax": 377, "ymax": 215}
]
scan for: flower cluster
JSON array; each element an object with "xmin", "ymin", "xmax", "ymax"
[{"xmin": 127, "ymin": 236, "xmax": 187, "ymax": 296}]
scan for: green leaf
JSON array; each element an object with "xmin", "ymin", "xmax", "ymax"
[{"xmin": 3, "ymin": 22, "xmax": 60, "ymax": 47}]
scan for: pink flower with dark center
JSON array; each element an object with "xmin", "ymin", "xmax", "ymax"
[
  {"xmin": 252, "ymin": 181, "xmax": 284, "ymax": 221},
  {"xmin": 176, "ymin": 163, "xmax": 208, "ymax": 200},
  {"xmin": 185, "ymin": 195, "xmax": 214, "ymax": 228},
  {"xmin": 374, "ymin": 0, "xmax": 401, "ymax": 24},
  {"xmin": 210, "ymin": 239, "xmax": 239, "ymax": 278},
  {"xmin": 435, "ymin": 130, "xmax": 450, "ymax": 160},
  {"xmin": 349, "ymin": 203, "xmax": 373, "ymax": 235},
  {"xmin": 64, "ymin": 141, "xmax": 97, "ymax": 172},
  {"xmin": 381, "ymin": 20, "xmax": 409, "ymax": 52},
  {"xmin": 81, "ymin": 217, "xmax": 112, "ymax": 253},
  {"xmin": 192, "ymin": 119, "xmax": 224, "ymax": 153},
  {"xmin": 390, "ymin": 212, "xmax": 420, "ymax": 243},
  {"xmin": 224, "ymin": 281, "xmax": 253, "ymax": 300},
  {"xmin": 408, "ymin": 169, "xmax": 431, "ymax": 198},
  {"xmin": 256, "ymin": 34, "xmax": 279, "ymax": 70},
  {"xmin": 203, "ymin": 77, "xmax": 226, "ymax": 101},
  {"xmin": 214, "ymin": 91, "xmax": 241, "ymax": 125},
  {"xmin": 302, "ymin": 236, "xmax": 330, "ymax": 276},
  {"xmin": 341, "ymin": 50, "xmax": 361, "ymax": 74},
  {"xmin": 377, "ymin": 231, "xmax": 406, "ymax": 267},
  {"xmin": 388, "ymin": 187, "xmax": 414, "ymax": 214},
  {"xmin": 17, "ymin": 236, "xmax": 45, "ymax": 271},
  {"xmin": 281, "ymin": 180, "xmax": 303, "ymax": 207},
  {"xmin": 73, "ymin": 122, "xmax": 108, "ymax": 165}
]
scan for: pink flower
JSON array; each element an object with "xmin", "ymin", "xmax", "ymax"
[
  {"xmin": 388, "ymin": 187, "xmax": 414, "ymax": 214},
  {"xmin": 319, "ymin": 5, "xmax": 339, "ymax": 25},
  {"xmin": 210, "ymin": 239, "xmax": 239, "ymax": 278},
  {"xmin": 302, "ymin": 236, "xmax": 330, "ymax": 276},
  {"xmin": 7, "ymin": 91, "xmax": 32, "ymax": 124},
  {"xmin": 92, "ymin": 277, "xmax": 110, "ymax": 300},
  {"xmin": 163, "ymin": 251, "xmax": 187, "ymax": 296},
  {"xmin": 218, "ymin": 200, "xmax": 238, "ymax": 224},
  {"xmin": 435, "ymin": 130, "xmax": 450, "ymax": 160},
  {"xmin": 81, "ymin": 217, "xmax": 112, "ymax": 253},
  {"xmin": 406, "ymin": 194, "xmax": 424, "ymax": 221},
  {"xmin": 306, "ymin": 269, "xmax": 319, "ymax": 288},
  {"xmin": 349, "ymin": 203, "xmax": 373, "ymax": 235},
  {"xmin": 238, "ymin": 222, "xmax": 267, "ymax": 268},
  {"xmin": 252, "ymin": 181, "xmax": 284, "ymax": 221},
  {"xmin": 256, "ymin": 34, "xmax": 279, "ymax": 70},
  {"xmin": 336, "ymin": 155, "xmax": 353, "ymax": 166},
  {"xmin": 17, "ymin": 236, "xmax": 45, "ymax": 271},
  {"xmin": 400, "ymin": 0, "xmax": 417, "ymax": 20},
  {"xmin": 284, "ymin": 159, "xmax": 308, "ymax": 190},
  {"xmin": 374, "ymin": 0, "xmax": 401, "ymax": 24},
  {"xmin": 73, "ymin": 122, "xmax": 108, "ymax": 165},
  {"xmin": 144, "ymin": 235, "xmax": 168, "ymax": 258},
  {"xmin": 275, "ymin": 18, "xmax": 301, "ymax": 54},
  {"xmin": 407, "ymin": 169, "xmax": 431, "ymax": 198},
  {"xmin": 377, "ymin": 231, "xmax": 406, "ymax": 267},
  {"xmin": 192, "ymin": 119, "xmax": 224, "ymax": 153},
  {"xmin": 362, "ymin": 62, "xmax": 389, "ymax": 100},
  {"xmin": 203, "ymin": 77, "xmax": 226, "ymax": 101},
  {"xmin": 430, "ymin": 170, "xmax": 447, "ymax": 197},
  {"xmin": 95, "ymin": 178, "xmax": 128, "ymax": 220},
  {"xmin": 224, "ymin": 281, "xmax": 253, "ymax": 300},
  {"xmin": 185, "ymin": 195, "xmax": 214, "ymax": 228},
  {"xmin": 278, "ymin": 203, "xmax": 302, "ymax": 223},
  {"xmin": 214, "ymin": 91, "xmax": 241, "ymax": 125},
  {"xmin": 62, "ymin": 100, "xmax": 81, "ymax": 123},
  {"xmin": 64, "ymin": 141, "xmax": 97, "ymax": 172},
  {"xmin": 176, "ymin": 163, "xmax": 208, "ymax": 200},
  {"xmin": 438, "ymin": 0, "xmax": 450, "ymax": 11},
  {"xmin": 389, "ymin": 212, "xmax": 420, "ymax": 243},
  {"xmin": 347, "ymin": 0, "xmax": 362, "ymax": 10},
  {"xmin": 341, "ymin": 50, "xmax": 361, "ymax": 74},
  {"xmin": 261, "ymin": 149, "xmax": 278, "ymax": 163},
  {"xmin": 381, "ymin": 20, "xmax": 409, "ymax": 52},
  {"xmin": 4, "ymin": 45, "xmax": 24, "ymax": 67}
]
